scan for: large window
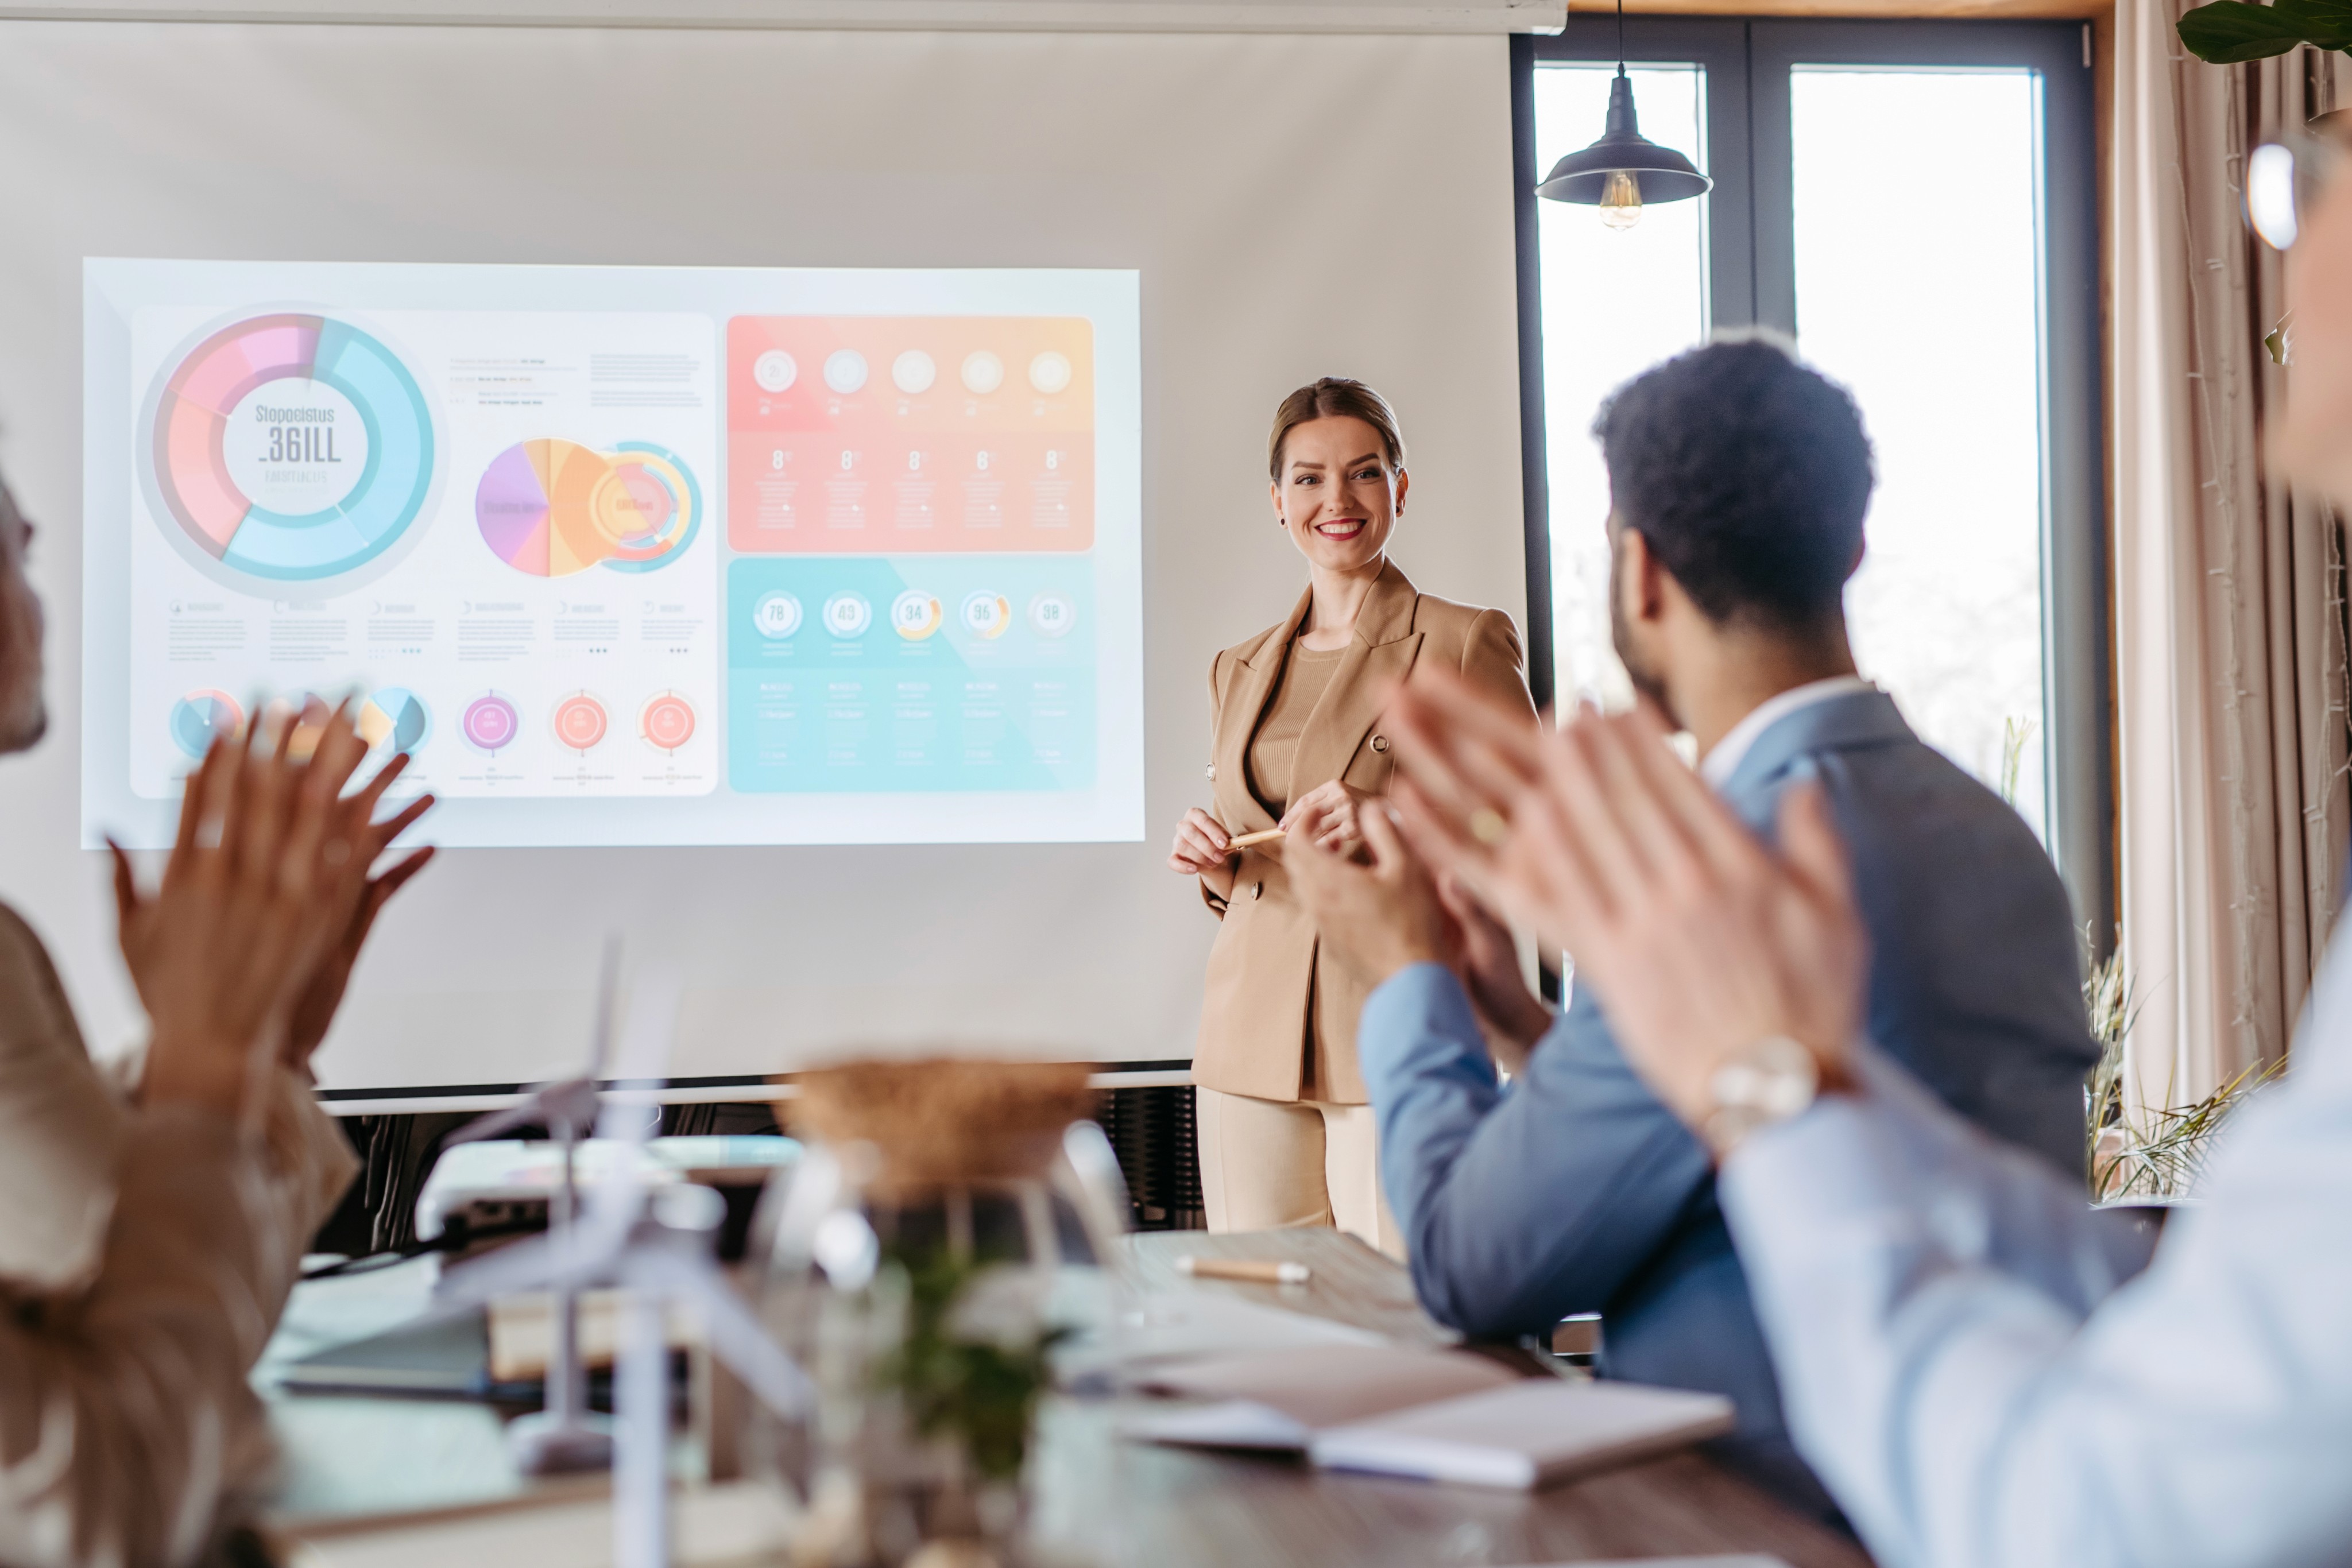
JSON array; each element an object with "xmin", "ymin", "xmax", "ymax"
[{"xmin": 1512, "ymin": 20, "xmax": 2110, "ymax": 935}]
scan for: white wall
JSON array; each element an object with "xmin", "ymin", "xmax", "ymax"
[{"xmin": 0, "ymin": 21, "xmax": 1526, "ymax": 1093}]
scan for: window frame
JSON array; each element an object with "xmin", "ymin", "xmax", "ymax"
[{"xmin": 1511, "ymin": 19, "xmax": 2113, "ymax": 946}]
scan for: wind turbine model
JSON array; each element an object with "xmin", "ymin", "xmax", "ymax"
[
  {"xmin": 435, "ymin": 962, "xmax": 816, "ymax": 1568},
  {"xmin": 440, "ymin": 935, "xmax": 624, "ymax": 1474}
]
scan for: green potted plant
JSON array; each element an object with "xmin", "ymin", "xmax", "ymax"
[{"xmin": 2176, "ymin": 0, "xmax": 2351, "ymax": 64}]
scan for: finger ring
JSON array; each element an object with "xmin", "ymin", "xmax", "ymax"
[{"xmin": 1469, "ymin": 807, "xmax": 1510, "ymax": 846}]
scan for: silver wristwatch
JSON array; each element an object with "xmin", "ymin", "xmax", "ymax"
[{"xmin": 1701, "ymin": 1035, "xmax": 1820, "ymax": 1159}]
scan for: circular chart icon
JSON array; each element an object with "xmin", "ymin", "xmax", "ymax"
[
  {"xmin": 640, "ymin": 692, "xmax": 697, "ymax": 753},
  {"xmin": 961, "ymin": 590, "xmax": 1012, "ymax": 640},
  {"xmin": 276, "ymin": 692, "xmax": 336, "ymax": 761},
  {"xmin": 752, "ymin": 350, "xmax": 798, "ymax": 393},
  {"xmin": 141, "ymin": 312, "xmax": 439, "ymax": 591},
  {"xmin": 1028, "ymin": 591, "xmax": 1077, "ymax": 638},
  {"xmin": 552, "ymin": 692, "xmax": 609, "ymax": 752},
  {"xmin": 358, "ymin": 687, "xmax": 430, "ymax": 753},
  {"xmin": 461, "ymin": 692, "xmax": 521, "ymax": 754},
  {"xmin": 961, "ymin": 350, "xmax": 1004, "ymax": 395},
  {"xmin": 892, "ymin": 589, "xmax": 943, "ymax": 641},
  {"xmin": 753, "ymin": 590, "xmax": 803, "ymax": 640},
  {"xmin": 892, "ymin": 350, "xmax": 936, "ymax": 394},
  {"xmin": 823, "ymin": 350, "xmax": 868, "ymax": 395},
  {"xmin": 823, "ymin": 591, "xmax": 872, "ymax": 638},
  {"xmin": 1028, "ymin": 351, "xmax": 1073, "ymax": 395},
  {"xmin": 600, "ymin": 445, "xmax": 703, "ymax": 575},
  {"xmin": 168, "ymin": 689, "xmax": 243, "ymax": 759},
  {"xmin": 475, "ymin": 440, "xmax": 699, "ymax": 578}
]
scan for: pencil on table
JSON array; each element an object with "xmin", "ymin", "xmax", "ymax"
[{"xmin": 1178, "ymin": 1255, "xmax": 1311, "ymax": 1285}]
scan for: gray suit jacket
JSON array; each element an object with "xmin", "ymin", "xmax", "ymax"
[{"xmin": 1356, "ymin": 690, "xmax": 2099, "ymax": 1515}]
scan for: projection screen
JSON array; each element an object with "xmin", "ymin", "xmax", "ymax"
[{"xmin": 0, "ymin": 19, "xmax": 1526, "ymax": 1101}]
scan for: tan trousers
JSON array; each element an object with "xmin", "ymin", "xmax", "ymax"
[{"xmin": 1195, "ymin": 1087, "xmax": 1404, "ymax": 1259}]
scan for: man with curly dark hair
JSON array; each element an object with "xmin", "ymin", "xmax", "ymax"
[{"xmin": 1287, "ymin": 335, "xmax": 2103, "ymax": 1521}]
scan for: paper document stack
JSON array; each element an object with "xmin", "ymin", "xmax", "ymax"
[
  {"xmin": 1309, "ymin": 1377, "xmax": 1735, "ymax": 1489},
  {"xmin": 1124, "ymin": 1343, "xmax": 1734, "ymax": 1490}
]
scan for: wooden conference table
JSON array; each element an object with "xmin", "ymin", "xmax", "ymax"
[{"xmin": 265, "ymin": 1228, "xmax": 1872, "ymax": 1567}]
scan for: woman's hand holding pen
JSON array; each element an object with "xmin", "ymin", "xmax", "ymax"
[{"xmin": 1169, "ymin": 806, "xmax": 1239, "ymax": 900}]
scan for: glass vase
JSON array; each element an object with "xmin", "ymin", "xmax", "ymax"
[{"xmin": 745, "ymin": 1062, "xmax": 1129, "ymax": 1568}]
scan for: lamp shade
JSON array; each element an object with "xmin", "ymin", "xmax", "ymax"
[{"xmin": 1535, "ymin": 71, "xmax": 1712, "ymax": 205}]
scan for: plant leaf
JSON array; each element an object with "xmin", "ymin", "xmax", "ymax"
[
  {"xmin": 2177, "ymin": 0, "xmax": 2352, "ymax": 63},
  {"xmin": 2273, "ymin": 0, "xmax": 2352, "ymax": 41}
]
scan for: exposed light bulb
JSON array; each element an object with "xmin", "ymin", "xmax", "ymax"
[{"xmin": 1599, "ymin": 169, "xmax": 1643, "ymax": 231}]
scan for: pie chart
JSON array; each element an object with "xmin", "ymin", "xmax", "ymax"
[
  {"xmin": 144, "ymin": 313, "xmax": 436, "ymax": 587},
  {"xmin": 474, "ymin": 439, "xmax": 699, "ymax": 578},
  {"xmin": 359, "ymin": 688, "xmax": 430, "ymax": 753},
  {"xmin": 168, "ymin": 689, "xmax": 242, "ymax": 758}
]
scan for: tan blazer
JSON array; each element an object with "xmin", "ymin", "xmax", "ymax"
[{"xmin": 1193, "ymin": 561, "xmax": 1536, "ymax": 1104}]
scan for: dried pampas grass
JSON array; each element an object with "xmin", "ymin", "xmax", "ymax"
[{"xmin": 788, "ymin": 1058, "xmax": 1095, "ymax": 1193}]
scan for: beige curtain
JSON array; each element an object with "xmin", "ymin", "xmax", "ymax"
[{"xmin": 2113, "ymin": 5, "xmax": 2352, "ymax": 1112}]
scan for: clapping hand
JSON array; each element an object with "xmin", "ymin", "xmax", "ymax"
[
  {"xmin": 1286, "ymin": 800, "xmax": 1460, "ymax": 986},
  {"xmin": 110, "ymin": 703, "xmax": 438, "ymax": 1117},
  {"xmin": 1380, "ymin": 665, "xmax": 1866, "ymax": 1132},
  {"xmin": 282, "ymin": 748, "xmax": 436, "ymax": 1074},
  {"xmin": 1289, "ymin": 799, "xmax": 1550, "ymax": 1072},
  {"xmin": 1435, "ymin": 875, "xmax": 1552, "ymax": 1073}
]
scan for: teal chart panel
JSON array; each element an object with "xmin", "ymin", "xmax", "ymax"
[{"xmin": 727, "ymin": 556, "xmax": 1094, "ymax": 793}]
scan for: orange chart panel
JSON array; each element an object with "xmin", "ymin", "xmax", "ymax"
[{"xmin": 728, "ymin": 316, "xmax": 1094, "ymax": 555}]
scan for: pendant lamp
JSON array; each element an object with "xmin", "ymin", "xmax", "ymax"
[{"xmin": 1535, "ymin": 0, "xmax": 1712, "ymax": 230}]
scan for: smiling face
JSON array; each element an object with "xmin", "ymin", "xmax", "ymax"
[
  {"xmin": 2280, "ymin": 123, "xmax": 2352, "ymax": 508},
  {"xmin": 0, "ymin": 480, "xmax": 45, "ymax": 756},
  {"xmin": 1270, "ymin": 415, "xmax": 1407, "ymax": 576}
]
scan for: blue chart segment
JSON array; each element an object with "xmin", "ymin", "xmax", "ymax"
[
  {"xmin": 145, "ymin": 312, "xmax": 436, "ymax": 584},
  {"xmin": 168, "ymin": 689, "xmax": 243, "ymax": 758},
  {"xmin": 727, "ymin": 557, "xmax": 1094, "ymax": 793},
  {"xmin": 359, "ymin": 687, "xmax": 431, "ymax": 753}
]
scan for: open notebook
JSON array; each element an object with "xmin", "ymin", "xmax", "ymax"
[{"xmin": 1124, "ymin": 1344, "xmax": 1734, "ymax": 1489}]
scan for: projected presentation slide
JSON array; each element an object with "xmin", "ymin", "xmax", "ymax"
[{"xmin": 82, "ymin": 260, "xmax": 1143, "ymax": 848}]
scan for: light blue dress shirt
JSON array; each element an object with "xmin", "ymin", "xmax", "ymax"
[
  {"xmin": 1355, "ymin": 688, "xmax": 2100, "ymax": 1517},
  {"xmin": 1723, "ymin": 955, "xmax": 2352, "ymax": 1568}
]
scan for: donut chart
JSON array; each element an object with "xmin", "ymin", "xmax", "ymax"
[
  {"xmin": 145, "ymin": 313, "xmax": 435, "ymax": 584},
  {"xmin": 461, "ymin": 692, "xmax": 521, "ymax": 754},
  {"xmin": 553, "ymin": 692, "xmax": 609, "ymax": 752},
  {"xmin": 168, "ymin": 690, "xmax": 242, "ymax": 758},
  {"xmin": 892, "ymin": 590, "xmax": 943, "ymax": 641},
  {"xmin": 474, "ymin": 439, "xmax": 699, "ymax": 578},
  {"xmin": 359, "ymin": 688, "xmax": 430, "ymax": 753},
  {"xmin": 640, "ymin": 692, "xmax": 697, "ymax": 753},
  {"xmin": 961, "ymin": 590, "xmax": 1012, "ymax": 639}
]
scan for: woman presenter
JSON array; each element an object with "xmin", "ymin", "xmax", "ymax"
[{"xmin": 1167, "ymin": 378, "xmax": 1535, "ymax": 1253}]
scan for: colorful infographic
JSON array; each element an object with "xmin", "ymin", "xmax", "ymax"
[
  {"xmin": 727, "ymin": 556, "xmax": 1094, "ymax": 793},
  {"xmin": 142, "ymin": 312, "xmax": 437, "ymax": 589},
  {"xmin": 727, "ymin": 317, "xmax": 1094, "ymax": 556},
  {"xmin": 88, "ymin": 260, "xmax": 1140, "ymax": 848},
  {"xmin": 475, "ymin": 439, "xmax": 700, "ymax": 577},
  {"xmin": 119, "ymin": 296, "xmax": 718, "ymax": 806}
]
